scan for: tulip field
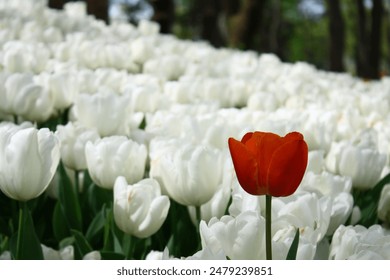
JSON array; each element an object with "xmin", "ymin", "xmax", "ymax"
[{"xmin": 1, "ymin": 0, "xmax": 390, "ymax": 260}]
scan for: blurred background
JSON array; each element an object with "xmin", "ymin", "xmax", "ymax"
[{"xmin": 48, "ymin": 0, "xmax": 390, "ymax": 80}]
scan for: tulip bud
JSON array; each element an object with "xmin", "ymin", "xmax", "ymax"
[
  {"xmin": 0, "ymin": 123, "xmax": 60, "ymax": 201},
  {"xmin": 326, "ymin": 138, "xmax": 386, "ymax": 190},
  {"xmin": 150, "ymin": 139, "xmax": 224, "ymax": 206},
  {"xmin": 200, "ymin": 211, "xmax": 266, "ymax": 259},
  {"xmin": 74, "ymin": 92, "xmax": 131, "ymax": 137},
  {"xmin": 329, "ymin": 225, "xmax": 390, "ymax": 259},
  {"xmin": 85, "ymin": 136, "xmax": 147, "ymax": 189},
  {"xmin": 113, "ymin": 176, "xmax": 170, "ymax": 238},
  {"xmin": 34, "ymin": 71, "xmax": 78, "ymax": 111},
  {"xmin": 4, "ymin": 73, "xmax": 54, "ymax": 122},
  {"xmin": 56, "ymin": 122, "xmax": 99, "ymax": 171},
  {"xmin": 228, "ymin": 131, "xmax": 308, "ymax": 197}
]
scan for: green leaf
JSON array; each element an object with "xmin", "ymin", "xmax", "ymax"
[
  {"xmin": 286, "ymin": 228, "xmax": 300, "ymax": 260},
  {"xmin": 52, "ymin": 201, "xmax": 70, "ymax": 242},
  {"xmin": 11, "ymin": 203, "xmax": 43, "ymax": 260},
  {"xmin": 59, "ymin": 236, "xmax": 75, "ymax": 249},
  {"xmin": 102, "ymin": 208, "xmax": 123, "ymax": 254},
  {"xmin": 87, "ymin": 183, "xmax": 113, "ymax": 215},
  {"xmin": 354, "ymin": 172, "xmax": 390, "ymax": 227},
  {"xmin": 71, "ymin": 229, "xmax": 93, "ymax": 259},
  {"xmin": 85, "ymin": 205, "xmax": 106, "ymax": 243},
  {"xmin": 58, "ymin": 163, "xmax": 83, "ymax": 231},
  {"xmin": 138, "ymin": 115, "xmax": 146, "ymax": 130},
  {"xmin": 0, "ymin": 235, "xmax": 8, "ymax": 256},
  {"xmin": 371, "ymin": 173, "xmax": 390, "ymax": 200}
]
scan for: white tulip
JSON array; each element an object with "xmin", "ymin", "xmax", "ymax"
[
  {"xmin": 326, "ymin": 193, "xmax": 353, "ymax": 235},
  {"xmin": 187, "ymin": 159, "xmax": 232, "ymax": 223},
  {"xmin": 41, "ymin": 244, "xmax": 75, "ymax": 260},
  {"xmin": 4, "ymin": 73, "xmax": 54, "ymax": 122},
  {"xmin": 329, "ymin": 225, "xmax": 390, "ymax": 259},
  {"xmin": 306, "ymin": 150, "xmax": 325, "ymax": 174},
  {"xmin": 85, "ymin": 136, "xmax": 147, "ymax": 189},
  {"xmin": 326, "ymin": 130, "xmax": 386, "ymax": 189},
  {"xmin": 338, "ymin": 145, "xmax": 386, "ymax": 189},
  {"xmin": 272, "ymin": 225, "xmax": 317, "ymax": 260},
  {"xmin": 150, "ymin": 139, "xmax": 223, "ymax": 206},
  {"xmin": 123, "ymin": 84, "xmax": 161, "ymax": 113},
  {"xmin": 273, "ymin": 193, "xmax": 332, "ymax": 244},
  {"xmin": 56, "ymin": 122, "xmax": 99, "ymax": 170},
  {"xmin": 200, "ymin": 211, "xmax": 266, "ymax": 259},
  {"xmin": 113, "ymin": 176, "xmax": 170, "ymax": 238},
  {"xmin": 228, "ymin": 177, "xmax": 264, "ymax": 217},
  {"xmin": 0, "ymin": 123, "xmax": 60, "ymax": 201},
  {"xmin": 49, "ymin": 72, "xmax": 79, "ymax": 110},
  {"xmin": 298, "ymin": 171, "xmax": 353, "ymax": 235},
  {"xmin": 145, "ymin": 248, "xmax": 171, "ymax": 260},
  {"xmin": 74, "ymin": 92, "xmax": 131, "ymax": 137},
  {"xmin": 82, "ymin": 251, "xmax": 101, "ymax": 260}
]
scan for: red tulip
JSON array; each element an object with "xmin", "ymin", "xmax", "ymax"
[{"xmin": 228, "ymin": 131, "xmax": 308, "ymax": 197}]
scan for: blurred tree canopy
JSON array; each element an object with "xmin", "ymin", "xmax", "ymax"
[{"xmin": 48, "ymin": 0, "xmax": 390, "ymax": 80}]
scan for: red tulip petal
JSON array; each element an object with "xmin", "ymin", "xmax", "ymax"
[
  {"xmin": 266, "ymin": 135, "xmax": 308, "ymax": 197},
  {"xmin": 241, "ymin": 132, "xmax": 254, "ymax": 144},
  {"xmin": 245, "ymin": 132, "xmax": 284, "ymax": 189},
  {"xmin": 228, "ymin": 137, "xmax": 266, "ymax": 195}
]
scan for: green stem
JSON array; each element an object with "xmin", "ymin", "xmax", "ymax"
[
  {"xmin": 15, "ymin": 202, "xmax": 26, "ymax": 260},
  {"xmin": 195, "ymin": 206, "xmax": 202, "ymax": 250},
  {"xmin": 124, "ymin": 234, "xmax": 135, "ymax": 260},
  {"xmin": 265, "ymin": 195, "xmax": 272, "ymax": 260},
  {"xmin": 74, "ymin": 170, "xmax": 79, "ymax": 193}
]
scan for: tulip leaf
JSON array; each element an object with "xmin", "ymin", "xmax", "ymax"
[
  {"xmin": 286, "ymin": 228, "xmax": 300, "ymax": 260},
  {"xmin": 71, "ymin": 229, "xmax": 93, "ymax": 260},
  {"xmin": 85, "ymin": 205, "xmax": 106, "ymax": 244},
  {"xmin": 59, "ymin": 236, "xmax": 75, "ymax": 249},
  {"xmin": 58, "ymin": 163, "xmax": 83, "ymax": 231},
  {"xmin": 139, "ymin": 116, "xmax": 147, "ymax": 130},
  {"xmin": 11, "ymin": 203, "xmax": 43, "ymax": 260},
  {"xmin": 102, "ymin": 207, "xmax": 123, "ymax": 254},
  {"xmin": 87, "ymin": 182, "xmax": 113, "ymax": 215},
  {"xmin": 52, "ymin": 201, "xmax": 70, "ymax": 242},
  {"xmin": 165, "ymin": 200, "xmax": 198, "ymax": 257},
  {"xmin": 371, "ymin": 172, "xmax": 390, "ymax": 199},
  {"xmin": 354, "ymin": 172, "xmax": 390, "ymax": 227}
]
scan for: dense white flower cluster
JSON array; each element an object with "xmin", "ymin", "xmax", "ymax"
[{"xmin": 0, "ymin": 0, "xmax": 389, "ymax": 259}]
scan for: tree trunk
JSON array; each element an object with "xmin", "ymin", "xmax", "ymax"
[
  {"xmin": 86, "ymin": 0, "xmax": 109, "ymax": 24},
  {"xmin": 230, "ymin": 0, "xmax": 265, "ymax": 50},
  {"xmin": 356, "ymin": 0, "xmax": 383, "ymax": 79},
  {"xmin": 327, "ymin": 0, "xmax": 345, "ymax": 72},
  {"xmin": 369, "ymin": 0, "xmax": 383, "ymax": 79},
  {"xmin": 48, "ymin": 0, "xmax": 65, "ymax": 10},
  {"xmin": 356, "ymin": 0, "xmax": 369, "ymax": 78},
  {"xmin": 190, "ymin": 0, "xmax": 226, "ymax": 47},
  {"xmin": 268, "ymin": 0, "xmax": 281, "ymax": 54},
  {"xmin": 150, "ymin": 0, "xmax": 175, "ymax": 34}
]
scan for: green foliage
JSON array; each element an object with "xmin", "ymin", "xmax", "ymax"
[
  {"xmin": 353, "ymin": 173, "xmax": 390, "ymax": 227},
  {"xmin": 57, "ymin": 163, "xmax": 83, "ymax": 231},
  {"xmin": 286, "ymin": 228, "xmax": 300, "ymax": 260},
  {"xmin": 71, "ymin": 229, "xmax": 93, "ymax": 259},
  {"xmin": 11, "ymin": 202, "xmax": 44, "ymax": 260}
]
